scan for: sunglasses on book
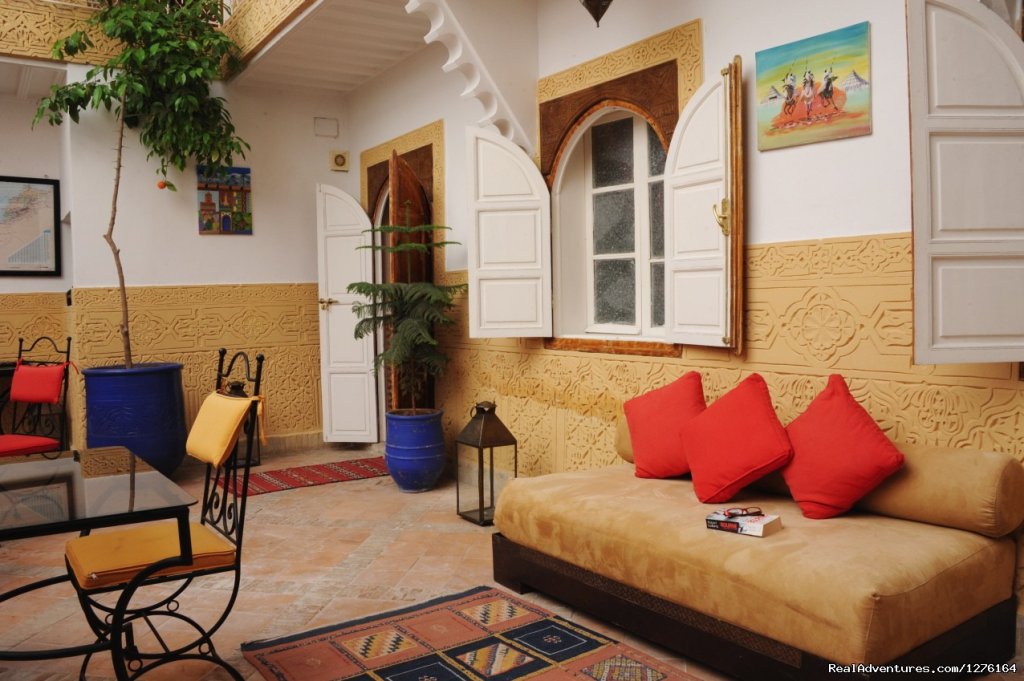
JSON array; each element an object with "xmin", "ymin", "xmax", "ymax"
[{"xmin": 723, "ymin": 507, "xmax": 763, "ymax": 518}]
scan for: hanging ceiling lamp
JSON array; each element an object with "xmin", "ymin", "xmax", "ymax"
[{"xmin": 579, "ymin": 0, "xmax": 613, "ymax": 26}]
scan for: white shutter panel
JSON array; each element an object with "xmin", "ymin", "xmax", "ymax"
[
  {"xmin": 909, "ymin": 0, "xmax": 1024, "ymax": 363},
  {"xmin": 466, "ymin": 126, "xmax": 552, "ymax": 338},
  {"xmin": 664, "ymin": 64, "xmax": 739, "ymax": 347}
]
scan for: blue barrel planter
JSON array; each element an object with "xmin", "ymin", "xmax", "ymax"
[
  {"xmin": 385, "ymin": 409, "xmax": 446, "ymax": 493},
  {"xmin": 83, "ymin": 363, "xmax": 187, "ymax": 478}
]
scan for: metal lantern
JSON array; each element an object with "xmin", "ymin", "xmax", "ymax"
[
  {"xmin": 579, "ymin": 0, "xmax": 613, "ymax": 26},
  {"xmin": 455, "ymin": 401, "xmax": 518, "ymax": 526}
]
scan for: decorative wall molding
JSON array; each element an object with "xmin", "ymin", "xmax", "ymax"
[
  {"xmin": 536, "ymin": 19, "xmax": 703, "ymax": 112},
  {"xmin": 0, "ymin": 0, "xmax": 117, "ymax": 63},
  {"xmin": 405, "ymin": 0, "xmax": 532, "ymax": 153}
]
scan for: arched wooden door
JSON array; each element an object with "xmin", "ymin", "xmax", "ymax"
[{"xmin": 378, "ymin": 150, "xmax": 435, "ymax": 411}]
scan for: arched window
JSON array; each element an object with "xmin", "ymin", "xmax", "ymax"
[
  {"xmin": 554, "ymin": 109, "xmax": 667, "ymax": 339},
  {"xmin": 466, "ymin": 57, "xmax": 743, "ymax": 351}
]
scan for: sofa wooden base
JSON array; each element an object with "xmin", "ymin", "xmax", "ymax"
[{"xmin": 492, "ymin": 533, "xmax": 1017, "ymax": 680}]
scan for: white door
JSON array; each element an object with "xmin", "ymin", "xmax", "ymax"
[{"xmin": 316, "ymin": 184, "xmax": 378, "ymax": 442}]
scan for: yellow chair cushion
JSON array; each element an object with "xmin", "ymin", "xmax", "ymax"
[
  {"xmin": 66, "ymin": 521, "xmax": 236, "ymax": 591},
  {"xmin": 186, "ymin": 392, "xmax": 253, "ymax": 467}
]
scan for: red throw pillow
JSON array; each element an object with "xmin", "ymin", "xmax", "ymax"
[
  {"xmin": 783, "ymin": 374, "xmax": 905, "ymax": 519},
  {"xmin": 624, "ymin": 372, "xmax": 706, "ymax": 478},
  {"xmin": 10, "ymin": 362, "xmax": 66, "ymax": 404},
  {"xmin": 682, "ymin": 373, "xmax": 793, "ymax": 503}
]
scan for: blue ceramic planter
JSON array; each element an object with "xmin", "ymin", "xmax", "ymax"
[
  {"xmin": 83, "ymin": 363, "xmax": 187, "ymax": 477},
  {"xmin": 385, "ymin": 409, "xmax": 446, "ymax": 493}
]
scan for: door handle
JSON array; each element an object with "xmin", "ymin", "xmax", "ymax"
[
  {"xmin": 318, "ymin": 297, "xmax": 338, "ymax": 310},
  {"xmin": 712, "ymin": 198, "xmax": 731, "ymax": 236}
]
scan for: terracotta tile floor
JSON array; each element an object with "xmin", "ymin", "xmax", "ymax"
[{"xmin": 0, "ymin": 445, "xmax": 1020, "ymax": 680}]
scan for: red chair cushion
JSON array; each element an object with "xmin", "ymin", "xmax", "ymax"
[
  {"xmin": 10, "ymin": 362, "xmax": 66, "ymax": 404},
  {"xmin": 624, "ymin": 372, "xmax": 706, "ymax": 479},
  {"xmin": 682, "ymin": 373, "xmax": 793, "ymax": 503},
  {"xmin": 783, "ymin": 374, "xmax": 905, "ymax": 519},
  {"xmin": 0, "ymin": 434, "xmax": 60, "ymax": 457}
]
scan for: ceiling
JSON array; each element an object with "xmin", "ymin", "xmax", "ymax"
[
  {"xmin": 229, "ymin": 0, "xmax": 432, "ymax": 95},
  {"xmin": 0, "ymin": 59, "xmax": 65, "ymax": 103},
  {"xmin": 0, "ymin": 0, "xmax": 430, "ymax": 103}
]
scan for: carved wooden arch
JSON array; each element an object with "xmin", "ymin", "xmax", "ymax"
[{"xmin": 539, "ymin": 60, "xmax": 680, "ymax": 187}]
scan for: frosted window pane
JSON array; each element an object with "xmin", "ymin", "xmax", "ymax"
[
  {"xmin": 593, "ymin": 190, "xmax": 635, "ymax": 255},
  {"xmin": 594, "ymin": 259, "xmax": 635, "ymax": 324},
  {"xmin": 648, "ymin": 124, "xmax": 667, "ymax": 176},
  {"xmin": 649, "ymin": 181, "xmax": 664, "ymax": 257},
  {"xmin": 651, "ymin": 262, "xmax": 665, "ymax": 327},
  {"xmin": 592, "ymin": 118, "xmax": 633, "ymax": 187}
]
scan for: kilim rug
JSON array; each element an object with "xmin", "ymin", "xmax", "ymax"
[
  {"xmin": 241, "ymin": 586, "xmax": 699, "ymax": 681},
  {"xmin": 223, "ymin": 456, "xmax": 389, "ymax": 496}
]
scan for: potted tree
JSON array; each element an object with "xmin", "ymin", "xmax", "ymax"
[
  {"xmin": 348, "ymin": 208, "xmax": 465, "ymax": 492},
  {"xmin": 34, "ymin": 0, "xmax": 248, "ymax": 476}
]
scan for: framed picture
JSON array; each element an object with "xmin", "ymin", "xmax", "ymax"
[
  {"xmin": 197, "ymin": 166, "xmax": 253, "ymax": 235},
  {"xmin": 755, "ymin": 22, "xmax": 872, "ymax": 151},
  {"xmin": 0, "ymin": 176, "xmax": 61, "ymax": 276}
]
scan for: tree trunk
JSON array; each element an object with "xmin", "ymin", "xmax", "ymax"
[{"xmin": 105, "ymin": 98, "xmax": 133, "ymax": 369}]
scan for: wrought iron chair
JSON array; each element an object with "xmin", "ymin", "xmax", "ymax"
[
  {"xmin": 0, "ymin": 336, "xmax": 72, "ymax": 459},
  {"xmin": 64, "ymin": 348, "xmax": 264, "ymax": 680}
]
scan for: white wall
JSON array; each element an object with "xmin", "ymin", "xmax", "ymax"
[
  {"xmin": 445, "ymin": 0, "xmax": 539, "ymax": 152},
  {"xmin": 537, "ymin": 0, "xmax": 912, "ymax": 245},
  {"xmin": 345, "ymin": 42, "xmax": 485, "ymax": 271},
  {"xmin": 66, "ymin": 63, "xmax": 347, "ymax": 288},
  {"xmin": 0, "ymin": 97, "xmax": 73, "ymax": 293}
]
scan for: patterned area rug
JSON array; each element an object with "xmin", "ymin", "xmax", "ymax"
[
  {"xmin": 242, "ymin": 586, "xmax": 698, "ymax": 681},
  {"xmin": 224, "ymin": 457, "xmax": 389, "ymax": 496}
]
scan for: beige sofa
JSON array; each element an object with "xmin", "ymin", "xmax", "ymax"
[{"xmin": 493, "ymin": 442, "xmax": 1024, "ymax": 680}]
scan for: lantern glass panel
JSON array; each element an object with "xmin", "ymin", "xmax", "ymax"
[{"xmin": 456, "ymin": 442, "xmax": 517, "ymax": 525}]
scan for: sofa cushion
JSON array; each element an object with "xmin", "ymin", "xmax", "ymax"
[
  {"xmin": 623, "ymin": 372, "xmax": 705, "ymax": 478},
  {"xmin": 783, "ymin": 374, "xmax": 905, "ymax": 519},
  {"xmin": 683, "ymin": 373, "xmax": 792, "ymax": 502},
  {"xmin": 614, "ymin": 404, "xmax": 633, "ymax": 463},
  {"xmin": 860, "ymin": 442, "xmax": 1024, "ymax": 538},
  {"xmin": 494, "ymin": 464, "xmax": 1016, "ymax": 666}
]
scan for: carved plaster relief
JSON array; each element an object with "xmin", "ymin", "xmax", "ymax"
[
  {"xmin": 0, "ymin": 0, "xmax": 117, "ymax": 63},
  {"xmin": 437, "ymin": 233, "xmax": 1024, "ymax": 468},
  {"xmin": 536, "ymin": 20, "xmax": 703, "ymax": 111},
  {"xmin": 69, "ymin": 283, "xmax": 320, "ymax": 450},
  {"xmin": 0, "ymin": 293, "xmax": 68, "ymax": 360}
]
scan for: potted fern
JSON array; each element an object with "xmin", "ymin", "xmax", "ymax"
[
  {"xmin": 348, "ymin": 208, "xmax": 465, "ymax": 492},
  {"xmin": 34, "ymin": 0, "xmax": 248, "ymax": 476}
]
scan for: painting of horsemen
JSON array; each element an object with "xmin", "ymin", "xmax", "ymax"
[{"xmin": 755, "ymin": 22, "xmax": 872, "ymax": 151}]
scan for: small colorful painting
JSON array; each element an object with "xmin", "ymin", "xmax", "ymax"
[
  {"xmin": 755, "ymin": 22, "xmax": 872, "ymax": 151},
  {"xmin": 197, "ymin": 166, "xmax": 252, "ymax": 234}
]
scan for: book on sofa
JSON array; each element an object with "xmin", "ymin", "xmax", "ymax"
[{"xmin": 705, "ymin": 509, "xmax": 783, "ymax": 537}]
